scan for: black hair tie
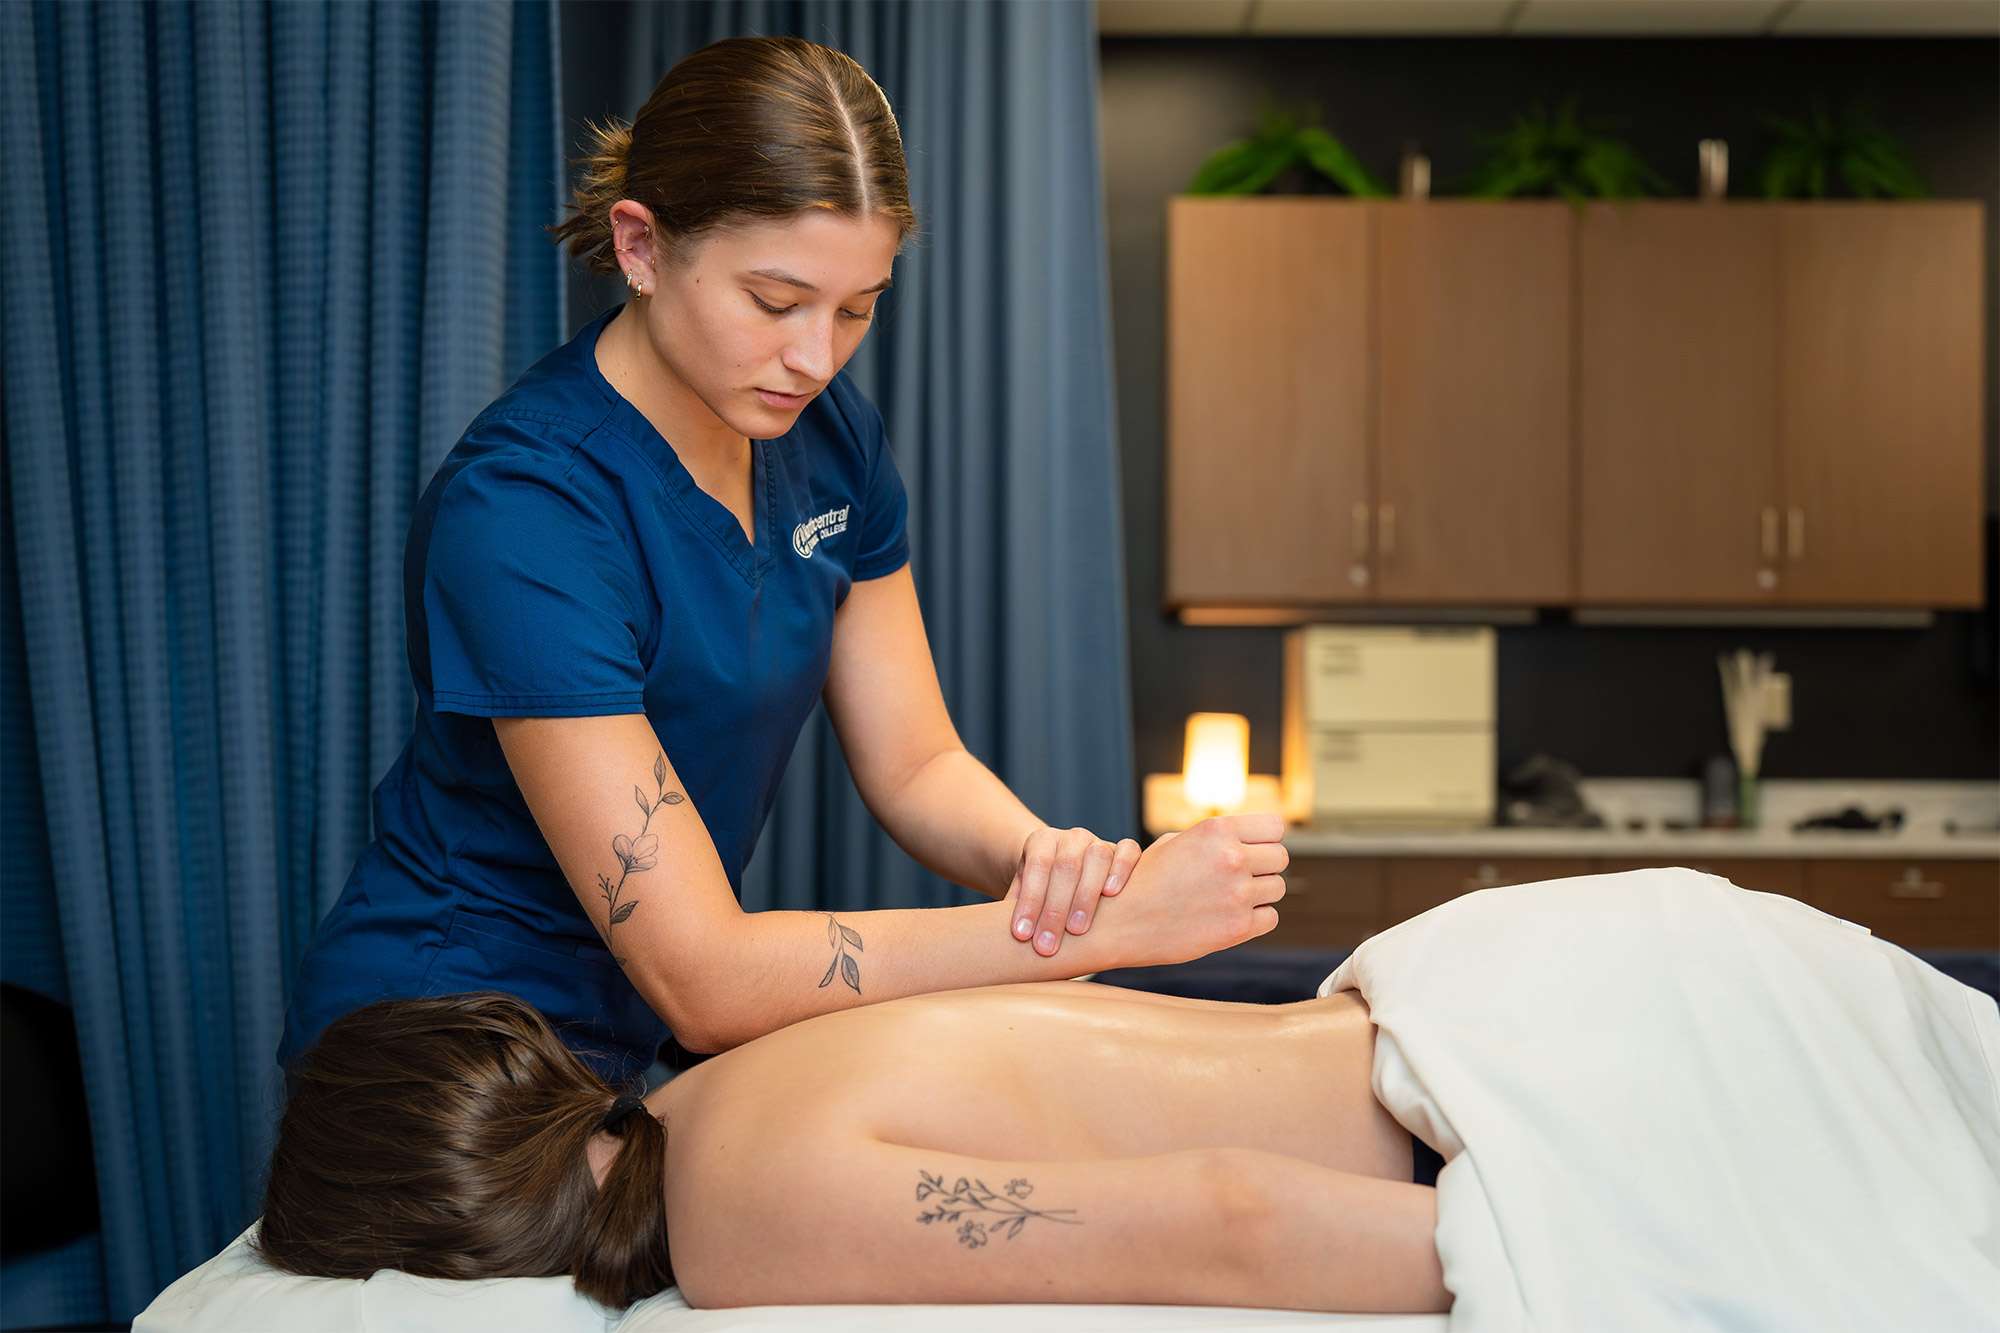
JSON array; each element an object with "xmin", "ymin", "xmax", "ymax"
[{"xmin": 599, "ymin": 1093, "xmax": 648, "ymax": 1132}]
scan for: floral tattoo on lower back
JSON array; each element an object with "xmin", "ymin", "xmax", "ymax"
[
  {"xmin": 599, "ymin": 752, "xmax": 682, "ymax": 965},
  {"xmin": 915, "ymin": 1171, "xmax": 1081, "ymax": 1247}
]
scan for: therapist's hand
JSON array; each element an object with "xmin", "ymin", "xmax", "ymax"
[
  {"xmin": 1090, "ymin": 814, "xmax": 1289, "ymax": 969},
  {"xmin": 1005, "ymin": 825, "xmax": 1143, "ymax": 957}
]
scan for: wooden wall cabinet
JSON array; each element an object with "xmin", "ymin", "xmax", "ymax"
[
  {"xmin": 1169, "ymin": 197, "xmax": 1986, "ymax": 612},
  {"xmin": 1166, "ymin": 199, "xmax": 1372, "ymax": 606},
  {"xmin": 1777, "ymin": 204, "xmax": 1986, "ymax": 607},
  {"xmin": 1578, "ymin": 204, "xmax": 1784, "ymax": 604},
  {"xmin": 1375, "ymin": 203, "xmax": 1575, "ymax": 603},
  {"xmin": 1580, "ymin": 201, "xmax": 1985, "ymax": 609},
  {"xmin": 1165, "ymin": 198, "xmax": 1573, "ymax": 611}
]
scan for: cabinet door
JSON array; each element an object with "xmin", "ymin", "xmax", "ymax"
[
  {"xmin": 1804, "ymin": 859, "xmax": 1998, "ymax": 951},
  {"xmin": 1383, "ymin": 857, "xmax": 1592, "ymax": 923},
  {"xmin": 1594, "ymin": 857, "xmax": 1804, "ymax": 901},
  {"xmin": 1577, "ymin": 204, "xmax": 1782, "ymax": 604},
  {"xmin": 1166, "ymin": 199, "xmax": 1373, "ymax": 608},
  {"xmin": 1375, "ymin": 202, "xmax": 1574, "ymax": 603},
  {"xmin": 1777, "ymin": 203, "xmax": 1985, "ymax": 607}
]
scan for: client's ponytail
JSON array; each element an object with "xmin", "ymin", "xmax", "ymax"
[{"xmin": 572, "ymin": 1092, "xmax": 674, "ymax": 1308}]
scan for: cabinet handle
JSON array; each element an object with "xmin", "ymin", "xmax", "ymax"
[
  {"xmin": 1786, "ymin": 507, "xmax": 1806, "ymax": 561},
  {"xmin": 1379, "ymin": 503, "xmax": 1397, "ymax": 559},
  {"xmin": 1888, "ymin": 868, "xmax": 1945, "ymax": 900},
  {"xmin": 1760, "ymin": 507, "xmax": 1779, "ymax": 561},
  {"xmin": 1351, "ymin": 502, "xmax": 1370, "ymax": 559}
]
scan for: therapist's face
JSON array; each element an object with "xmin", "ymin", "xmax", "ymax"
[{"xmin": 611, "ymin": 203, "xmax": 900, "ymax": 442}]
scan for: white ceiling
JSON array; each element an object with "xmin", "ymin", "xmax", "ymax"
[{"xmin": 1095, "ymin": 0, "xmax": 2000, "ymax": 37}]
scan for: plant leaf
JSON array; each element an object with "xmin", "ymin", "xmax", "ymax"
[
  {"xmin": 1296, "ymin": 127, "xmax": 1386, "ymax": 197},
  {"xmin": 635, "ymin": 787, "xmax": 651, "ymax": 818},
  {"xmin": 840, "ymin": 953, "xmax": 861, "ymax": 993},
  {"xmin": 1187, "ymin": 139, "xmax": 1268, "ymax": 194},
  {"xmin": 611, "ymin": 901, "xmax": 637, "ymax": 925},
  {"xmin": 838, "ymin": 924, "xmax": 863, "ymax": 949},
  {"xmin": 818, "ymin": 954, "xmax": 839, "ymax": 988},
  {"xmin": 1220, "ymin": 141, "xmax": 1298, "ymax": 196}
]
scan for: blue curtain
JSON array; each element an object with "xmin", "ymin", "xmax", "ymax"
[
  {"xmin": 0, "ymin": 0, "xmax": 566, "ymax": 1320},
  {"xmin": 591, "ymin": 0, "xmax": 1138, "ymax": 913}
]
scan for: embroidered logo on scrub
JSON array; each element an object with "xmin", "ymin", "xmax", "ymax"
[{"xmin": 792, "ymin": 505, "xmax": 850, "ymax": 559}]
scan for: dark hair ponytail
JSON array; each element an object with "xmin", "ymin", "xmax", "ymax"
[
  {"xmin": 546, "ymin": 35, "xmax": 921, "ymax": 275},
  {"xmin": 573, "ymin": 1093, "xmax": 673, "ymax": 1307},
  {"xmin": 547, "ymin": 117, "xmax": 636, "ymax": 275},
  {"xmin": 256, "ymin": 992, "xmax": 676, "ymax": 1311}
]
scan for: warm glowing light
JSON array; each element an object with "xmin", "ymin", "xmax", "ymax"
[{"xmin": 1182, "ymin": 713, "xmax": 1250, "ymax": 812}]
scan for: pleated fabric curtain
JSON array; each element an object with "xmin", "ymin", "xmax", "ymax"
[
  {"xmin": 0, "ymin": 0, "xmax": 566, "ymax": 1319},
  {"xmin": 601, "ymin": 0, "xmax": 1138, "ymax": 913}
]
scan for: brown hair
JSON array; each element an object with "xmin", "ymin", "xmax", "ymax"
[
  {"xmin": 254, "ymin": 992, "xmax": 672, "ymax": 1310},
  {"xmin": 547, "ymin": 35, "xmax": 921, "ymax": 275}
]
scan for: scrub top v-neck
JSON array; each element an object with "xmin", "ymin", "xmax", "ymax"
[{"xmin": 276, "ymin": 303, "xmax": 910, "ymax": 1086}]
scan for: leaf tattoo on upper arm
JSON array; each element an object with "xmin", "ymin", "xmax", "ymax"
[
  {"xmin": 817, "ymin": 912, "xmax": 864, "ymax": 993},
  {"xmin": 599, "ymin": 752, "xmax": 683, "ymax": 965},
  {"xmin": 913, "ymin": 1171, "xmax": 1080, "ymax": 1247}
]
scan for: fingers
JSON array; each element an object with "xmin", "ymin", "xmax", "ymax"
[
  {"xmin": 1012, "ymin": 833, "xmax": 1052, "ymax": 944},
  {"xmin": 1033, "ymin": 827, "xmax": 1097, "ymax": 956},
  {"xmin": 1063, "ymin": 838, "xmax": 1117, "ymax": 936},
  {"xmin": 1248, "ymin": 871, "xmax": 1287, "ymax": 907},
  {"xmin": 1247, "ymin": 902, "xmax": 1281, "ymax": 939},
  {"xmin": 1100, "ymin": 838, "xmax": 1140, "ymax": 898},
  {"xmin": 1245, "ymin": 841, "xmax": 1290, "ymax": 878}
]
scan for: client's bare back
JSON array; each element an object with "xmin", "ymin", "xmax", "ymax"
[{"xmin": 646, "ymin": 980, "xmax": 1440, "ymax": 1311}]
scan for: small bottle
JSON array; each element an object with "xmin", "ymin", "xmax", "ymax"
[
  {"xmin": 1698, "ymin": 139, "xmax": 1729, "ymax": 201},
  {"xmin": 1399, "ymin": 142, "xmax": 1430, "ymax": 200},
  {"xmin": 1701, "ymin": 754, "xmax": 1739, "ymax": 829}
]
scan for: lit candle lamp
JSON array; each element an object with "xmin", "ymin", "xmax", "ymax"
[
  {"xmin": 1182, "ymin": 712, "xmax": 1249, "ymax": 814},
  {"xmin": 1141, "ymin": 712, "xmax": 1284, "ymax": 836}
]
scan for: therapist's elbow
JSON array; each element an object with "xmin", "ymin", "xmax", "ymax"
[
  {"xmin": 671, "ymin": 1010, "xmax": 759, "ymax": 1056},
  {"xmin": 621, "ymin": 959, "xmax": 720, "ymax": 1058},
  {"xmin": 639, "ymin": 962, "xmax": 751, "ymax": 1056}
]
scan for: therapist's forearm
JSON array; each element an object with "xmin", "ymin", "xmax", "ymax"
[
  {"xmin": 871, "ymin": 747, "xmax": 1044, "ymax": 899},
  {"xmin": 675, "ymin": 897, "xmax": 1121, "ymax": 1053}
]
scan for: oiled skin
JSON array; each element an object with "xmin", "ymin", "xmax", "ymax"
[{"xmin": 631, "ymin": 979, "xmax": 1416, "ymax": 1304}]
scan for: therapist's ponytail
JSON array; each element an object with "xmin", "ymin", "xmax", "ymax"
[
  {"xmin": 548, "ymin": 34, "xmax": 921, "ymax": 275},
  {"xmin": 256, "ymin": 991, "xmax": 676, "ymax": 1311},
  {"xmin": 551, "ymin": 116, "xmax": 638, "ymax": 275}
]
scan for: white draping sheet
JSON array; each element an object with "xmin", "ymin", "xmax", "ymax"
[{"xmin": 1316, "ymin": 866, "xmax": 2000, "ymax": 1333}]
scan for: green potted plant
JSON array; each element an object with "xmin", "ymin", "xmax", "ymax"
[
  {"xmin": 1458, "ymin": 95, "xmax": 1669, "ymax": 203},
  {"xmin": 1757, "ymin": 97, "xmax": 1929, "ymax": 199},
  {"xmin": 1185, "ymin": 97, "xmax": 1388, "ymax": 197}
]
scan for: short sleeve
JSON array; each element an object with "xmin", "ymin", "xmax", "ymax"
[
  {"xmin": 850, "ymin": 395, "xmax": 910, "ymax": 580},
  {"xmin": 419, "ymin": 461, "xmax": 648, "ymax": 718}
]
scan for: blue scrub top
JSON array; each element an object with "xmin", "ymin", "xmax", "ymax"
[{"xmin": 276, "ymin": 303, "xmax": 910, "ymax": 1086}]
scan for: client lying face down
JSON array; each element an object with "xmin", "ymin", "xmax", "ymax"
[{"xmin": 258, "ymin": 980, "xmax": 1448, "ymax": 1313}]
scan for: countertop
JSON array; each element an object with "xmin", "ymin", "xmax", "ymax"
[{"xmin": 1283, "ymin": 824, "xmax": 2000, "ymax": 860}]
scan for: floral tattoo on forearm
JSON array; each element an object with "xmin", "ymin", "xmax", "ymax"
[
  {"xmin": 819, "ymin": 912, "xmax": 864, "ymax": 993},
  {"xmin": 915, "ymin": 1171, "xmax": 1081, "ymax": 1247},
  {"xmin": 598, "ymin": 752, "xmax": 682, "ymax": 965}
]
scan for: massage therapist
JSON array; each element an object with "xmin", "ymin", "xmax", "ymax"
[{"xmin": 277, "ymin": 37, "xmax": 1287, "ymax": 1090}]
